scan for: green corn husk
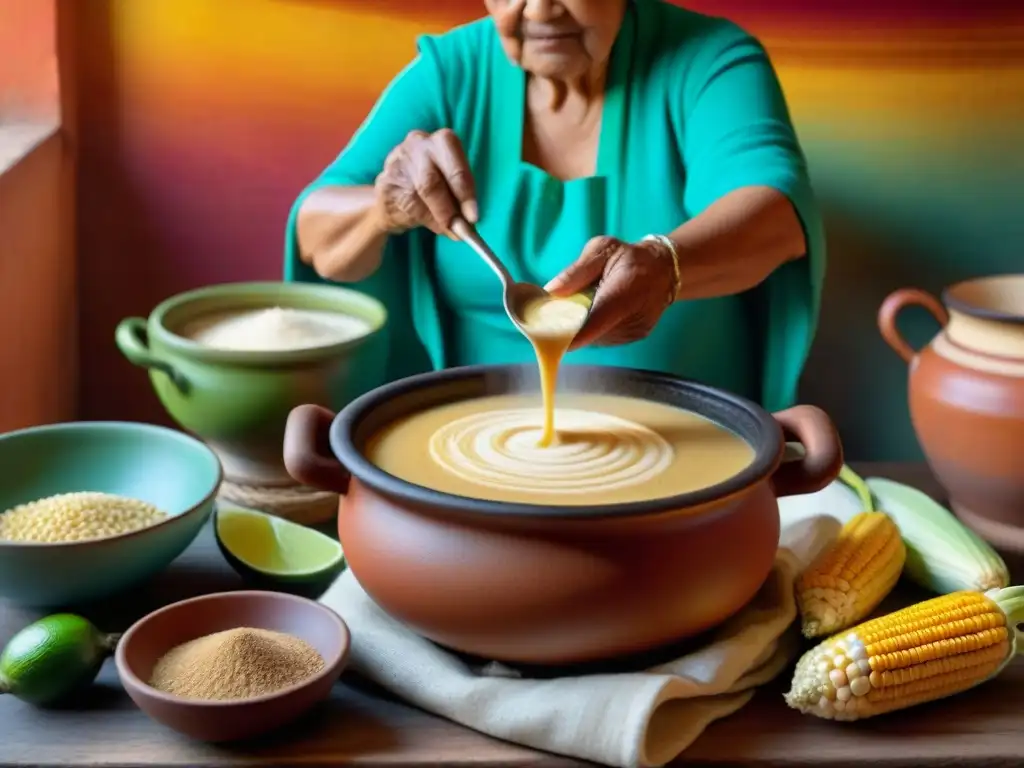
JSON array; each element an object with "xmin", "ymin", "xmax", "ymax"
[{"xmin": 838, "ymin": 465, "xmax": 1009, "ymax": 595}]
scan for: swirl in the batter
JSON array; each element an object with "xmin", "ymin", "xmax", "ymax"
[{"xmin": 428, "ymin": 407, "xmax": 674, "ymax": 495}]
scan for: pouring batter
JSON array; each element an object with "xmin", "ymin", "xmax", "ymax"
[{"xmin": 518, "ymin": 294, "xmax": 590, "ymax": 446}]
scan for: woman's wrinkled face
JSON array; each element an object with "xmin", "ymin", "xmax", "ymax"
[{"xmin": 485, "ymin": 0, "xmax": 627, "ymax": 79}]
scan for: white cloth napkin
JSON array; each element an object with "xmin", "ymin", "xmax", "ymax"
[{"xmin": 320, "ymin": 481, "xmax": 861, "ymax": 768}]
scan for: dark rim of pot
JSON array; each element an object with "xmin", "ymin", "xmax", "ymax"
[
  {"xmin": 330, "ymin": 364, "xmax": 784, "ymax": 520},
  {"xmin": 942, "ymin": 274, "xmax": 1024, "ymax": 326}
]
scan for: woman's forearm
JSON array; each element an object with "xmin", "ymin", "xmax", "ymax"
[
  {"xmin": 667, "ymin": 185, "xmax": 807, "ymax": 301},
  {"xmin": 296, "ymin": 185, "xmax": 390, "ymax": 282}
]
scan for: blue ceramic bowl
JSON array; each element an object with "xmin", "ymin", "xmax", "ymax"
[{"xmin": 0, "ymin": 421, "xmax": 222, "ymax": 608}]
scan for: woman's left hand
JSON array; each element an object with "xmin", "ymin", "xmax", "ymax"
[{"xmin": 545, "ymin": 236, "xmax": 678, "ymax": 349}]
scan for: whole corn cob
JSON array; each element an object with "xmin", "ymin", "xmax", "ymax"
[
  {"xmin": 785, "ymin": 587, "xmax": 1024, "ymax": 721},
  {"xmin": 867, "ymin": 475, "xmax": 1009, "ymax": 593},
  {"xmin": 839, "ymin": 465, "xmax": 1009, "ymax": 594},
  {"xmin": 796, "ymin": 510, "xmax": 906, "ymax": 638}
]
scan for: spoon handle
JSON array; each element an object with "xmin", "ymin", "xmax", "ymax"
[{"xmin": 451, "ymin": 217, "xmax": 514, "ymax": 287}]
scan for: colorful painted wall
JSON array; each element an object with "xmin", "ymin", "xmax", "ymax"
[{"xmin": 66, "ymin": 0, "xmax": 1024, "ymax": 459}]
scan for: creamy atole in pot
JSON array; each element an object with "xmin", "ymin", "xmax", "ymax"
[{"xmin": 366, "ymin": 393, "xmax": 754, "ymax": 506}]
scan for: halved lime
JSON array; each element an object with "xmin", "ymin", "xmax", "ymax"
[{"xmin": 214, "ymin": 506, "xmax": 344, "ymax": 594}]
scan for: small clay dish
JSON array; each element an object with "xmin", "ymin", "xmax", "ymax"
[{"xmin": 115, "ymin": 590, "xmax": 350, "ymax": 742}]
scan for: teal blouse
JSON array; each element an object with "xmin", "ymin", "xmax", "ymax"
[{"xmin": 284, "ymin": 0, "xmax": 825, "ymax": 412}]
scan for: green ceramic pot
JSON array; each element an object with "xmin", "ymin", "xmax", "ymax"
[
  {"xmin": 114, "ymin": 282, "xmax": 387, "ymax": 486},
  {"xmin": 0, "ymin": 421, "xmax": 221, "ymax": 608}
]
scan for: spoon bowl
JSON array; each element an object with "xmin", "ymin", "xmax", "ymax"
[
  {"xmin": 503, "ymin": 282, "xmax": 552, "ymax": 334},
  {"xmin": 450, "ymin": 217, "xmax": 591, "ymax": 335}
]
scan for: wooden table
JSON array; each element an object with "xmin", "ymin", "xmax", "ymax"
[{"xmin": 2, "ymin": 463, "xmax": 1022, "ymax": 767}]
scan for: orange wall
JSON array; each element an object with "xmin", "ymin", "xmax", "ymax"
[
  {"xmin": 0, "ymin": 0, "xmax": 60, "ymax": 121},
  {"xmin": 0, "ymin": 0, "xmax": 73, "ymax": 431},
  {"xmin": 0, "ymin": 132, "xmax": 77, "ymax": 431}
]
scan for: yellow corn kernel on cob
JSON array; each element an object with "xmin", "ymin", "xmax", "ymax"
[
  {"xmin": 785, "ymin": 588, "xmax": 1024, "ymax": 721},
  {"xmin": 796, "ymin": 511, "xmax": 906, "ymax": 638}
]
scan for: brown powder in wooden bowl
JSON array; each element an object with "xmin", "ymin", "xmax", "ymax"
[{"xmin": 149, "ymin": 627, "xmax": 326, "ymax": 701}]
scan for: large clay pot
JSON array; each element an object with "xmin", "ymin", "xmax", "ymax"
[
  {"xmin": 115, "ymin": 282, "xmax": 386, "ymax": 486},
  {"xmin": 879, "ymin": 275, "xmax": 1024, "ymax": 551},
  {"xmin": 283, "ymin": 364, "xmax": 843, "ymax": 665}
]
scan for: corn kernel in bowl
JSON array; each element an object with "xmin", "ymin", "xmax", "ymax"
[{"xmin": 0, "ymin": 492, "xmax": 169, "ymax": 543}]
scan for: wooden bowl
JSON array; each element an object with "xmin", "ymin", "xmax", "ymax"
[{"xmin": 115, "ymin": 591, "xmax": 350, "ymax": 742}]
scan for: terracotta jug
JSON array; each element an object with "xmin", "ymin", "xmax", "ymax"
[{"xmin": 879, "ymin": 275, "xmax": 1024, "ymax": 551}]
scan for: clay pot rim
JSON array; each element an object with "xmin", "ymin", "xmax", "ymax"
[
  {"xmin": 145, "ymin": 281, "xmax": 388, "ymax": 365},
  {"xmin": 329, "ymin": 364, "xmax": 784, "ymax": 520},
  {"xmin": 943, "ymin": 274, "xmax": 1024, "ymax": 326}
]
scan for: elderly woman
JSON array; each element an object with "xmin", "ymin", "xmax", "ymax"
[{"xmin": 286, "ymin": 0, "xmax": 823, "ymax": 411}]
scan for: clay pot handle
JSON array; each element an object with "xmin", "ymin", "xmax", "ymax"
[
  {"xmin": 878, "ymin": 288, "xmax": 949, "ymax": 364},
  {"xmin": 283, "ymin": 405, "xmax": 350, "ymax": 495},
  {"xmin": 770, "ymin": 406, "xmax": 844, "ymax": 497}
]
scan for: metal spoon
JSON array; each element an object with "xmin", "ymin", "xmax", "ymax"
[{"xmin": 450, "ymin": 217, "xmax": 550, "ymax": 334}]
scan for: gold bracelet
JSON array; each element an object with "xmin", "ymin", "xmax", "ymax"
[{"xmin": 641, "ymin": 234, "xmax": 682, "ymax": 302}]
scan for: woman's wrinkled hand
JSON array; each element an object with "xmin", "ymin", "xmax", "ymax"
[
  {"xmin": 545, "ymin": 236, "xmax": 679, "ymax": 349},
  {"xmin": 374, "ymin": 129, "xmax": 479, "ymax": 236}
]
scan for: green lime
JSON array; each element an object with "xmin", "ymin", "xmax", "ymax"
[
  {"xmin": 215, "ymin": 505, "xmax": 345, "ymax": 593},
  {"xmin": 0, "ymin": 614, "xmax": 119, "ymax": 706}
]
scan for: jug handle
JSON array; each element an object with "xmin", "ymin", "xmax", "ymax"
[
  {"xmin": 878, "ymin": 288, "xmax": 949, "ymax": 364},
  {"xmin": 284, "ymin": 405, "xmax": 351, "ymax": 495}
]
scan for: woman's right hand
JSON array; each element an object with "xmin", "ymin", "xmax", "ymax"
[{"xmin": 374, "ymin": 129, "xmax": 479, "ymax": 236}]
